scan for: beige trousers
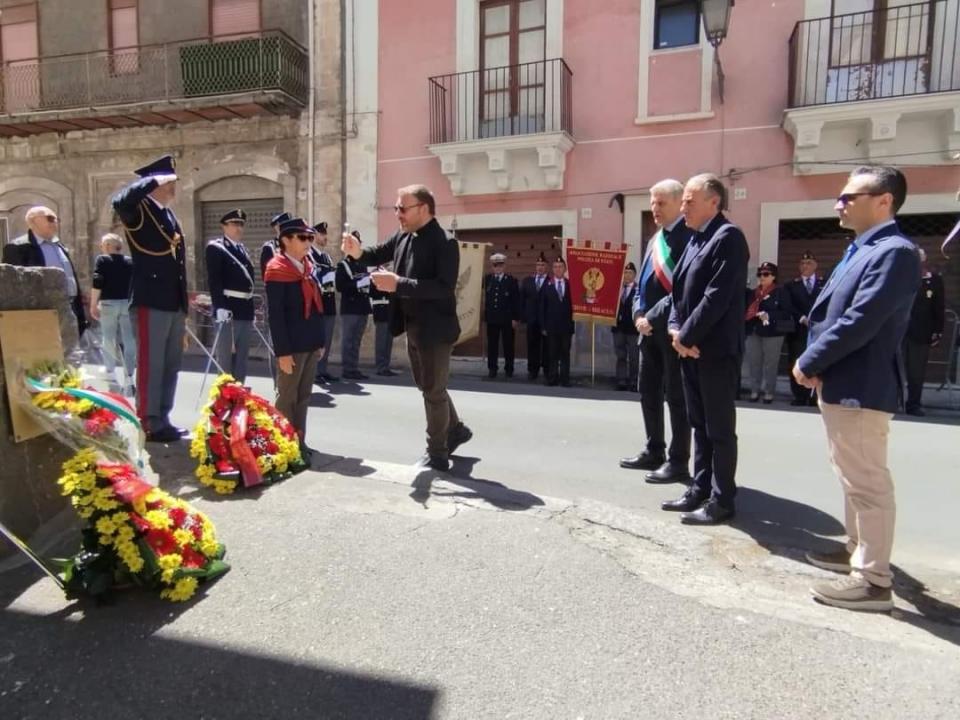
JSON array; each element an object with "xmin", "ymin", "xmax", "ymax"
[{"xmin": 819, "ymin": 400, "xmax": 896, "ymax": 588}]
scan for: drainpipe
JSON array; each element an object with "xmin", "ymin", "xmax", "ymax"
[
  {"xmin": 307, "ymin": 0, "xmax": 316, "ymax": 222},
  {"xmin": 339, "ymin": 0, "xmax": 348, "ymax": 229}
]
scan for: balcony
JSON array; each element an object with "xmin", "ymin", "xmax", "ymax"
[
  {"xmin": 427, "ymin": 58, "xmax": 574, "ymax": 195},
  {"xmin": 0, "ymin": 30, "xmax": 308, "ymax": 137},
  {"xmin": 784, "ymin": 1, "xmax": 960, "ymax": 174}
]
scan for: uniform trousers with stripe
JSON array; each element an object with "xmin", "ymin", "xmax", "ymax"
[{"xmin": 132, "ymin": 307, "xmax": 185, "ymax": 433}]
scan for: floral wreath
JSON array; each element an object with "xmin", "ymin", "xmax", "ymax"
[{"xmin": 190, "ymin": 374, "xmax": 305, "ymax": 495}]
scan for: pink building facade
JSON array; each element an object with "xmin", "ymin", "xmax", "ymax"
[{"xmin": 373, "ymin": 0, "xmax": 960, "ymax": 372}]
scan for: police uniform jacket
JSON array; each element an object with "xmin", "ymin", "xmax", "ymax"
[
  {"xmin": 370, "ymin": 283, "xmax": 390, "ymax": 323},
  {"xmin": 744, "ymin": 284, "xmax": 794, "ymax": 338},
  {"xmin": 3, "ymin": 230, "xmax": 88, "ymax": 333},
  {"xmin": 354, "ymin": 217, "xmax": 460, "ymax": 346},
  {"xmin": 112, "ymin": 177, "xmax": 188, "ymax": 313},
  {"xmin": 336, "ymin": 256, "xmax": 372, "ymax": 316},
  {"xmin": 613, "ymin": 283, "xmax": 639, "ymax": 335},
  {"xmin": 483, "ymin": 272, "xmax": 520, "ymax": 326},
  {"xmin": 206, "ymin": 236, "xmax": 256, "ymax": 322},
  {"xmin": 309, "ymin": 246, "xmax": 338, "ymax": 316},
  {"xmin": 260, "ymin": 239, "xmax": 279, "ymax": 280},
  {"xmin": 520, "ymin": 274, "xmax": 547, "ymax": 325},
  {"xmin": 906, "ymin": 272, "xmax": 946, "ymax": 344}
]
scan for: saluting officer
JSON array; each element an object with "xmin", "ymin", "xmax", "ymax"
[
  {"xmin": 310, "ymin": 222, "xmax": 340, "ymax": 384},
  {"xmin": 206, "ymin": 208, "xmax": 256, "ymax": 384},
  {"xmin": 483, "ymin": 252, "xmax": 521, "ymax": 379},
  {"xmin": 112, "ymin": 154, "xmax": 188, "ymax": 442},
  {"xmin": 260, "ymin": 211, "xmax": 291, "ymax": 279}
]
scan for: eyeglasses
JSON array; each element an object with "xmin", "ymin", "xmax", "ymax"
[
  {"xmin": 393, "ymin": 203, "xmax": 424, "ymax": 214},
  {"xmin": 836, "ymin": 192, "xmax": 882, "ymax": 206},
  {"xmin": 758, "ymin": 272, "xmax": 774, "ymax": 277}
]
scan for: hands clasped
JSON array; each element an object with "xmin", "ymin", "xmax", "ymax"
[{"xmin": 669, "ymin": 329, "xmax": 700, "ymax": 359}]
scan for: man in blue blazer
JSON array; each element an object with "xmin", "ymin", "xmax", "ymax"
[
  {"xmin": 794, "ymin": 166, "xmax": 920, "ymax": 613},
  {"xmin": 664, "ymin": 174, "xmax": 749, "ymax": 525}
]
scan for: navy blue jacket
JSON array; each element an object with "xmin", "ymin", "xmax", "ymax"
[
  {"xmin": 483, "ymin": 273, "xmax": 521, "ymax": 325},
  {"xmin": 309, "ymin": 246, "xmax": 338, "ymax": 316},
  {"xmin": 785, "ymin": 274, "xmax": 826, "ymax": 326},
  {"xmin": 111, "ymin": 177, "xmax": 188, "ymax": 313},
  {"xmin": 798, "ymin": 222, "xmax": 920, "ymax": 413},
  {"xmin": 539, "ymin": 278, "xmax": 574, "ymax": 335},
  {"xmin": 744, "ymin": 284, "xmax": 794, "ymax": 338},
  {"xmin": 336, "ymin": 256, "xmax": 372, "ymax": 316},
  {"xmin": 260, "ymin": 239, "xmax": 279, "ymax": 280},
  {"xmin": 265, "ymin": 259, "xmax": 326, "ymax": 357},
  {"xmin": 634, "ymin": 222, "xmax": 694, "ymax": 316},
  {"xmin": 520, "ymin": 274, "xmax": 548, "ymax": 325},
  {"xmin": 205, "ymin": 237, "xmax": 256, "ymax": 322},
  {"xmin": 613, "ymin": 283, "xmax": 639, "ymax": 335},
  {"xmin": 668, "ymin": 214, "xmax": 750, "ymax": 359}
]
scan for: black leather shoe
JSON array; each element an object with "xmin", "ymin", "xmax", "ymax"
[
  {"xmin": 619, "ymin": 452, "xmax": 666, "ymax": 471},
  {"xmin": 415, "ymin": 453, "xmax": 450, "ymax": 472},
  {"xmin": 315, "ymin": 372, "xmax": 340, "ymax": 383},
  {"xmin": 173, "ymin": 426, "xmax": 189, "ymax": 437},
  {"xmin": 343, "ymin": 371, "xmax": 369, "ymax": 380},
  {"xmin": 680, "ymin": 500, "xmax": 735, "ymax": 525},
  {"xmin": 447, "ymin": 423, "xmax": 473, "ymax": 455},
  {"xmin": 376, "ymin": 369, "xmax": 399, "ymax": 377},
  {"xmin": 661, "ymin": 490, "xmax": 707, "ymax": 513},
  {"xmin": 645, "ymin": 461, "xmax": 692, "ymax": 484},
  {"xmin": 486, "ymin": 370, "xmax": 498, "ymax": 379},
  {"xmin": 146, "ymin": 426, "xmax": 182, "ymax": 443}
]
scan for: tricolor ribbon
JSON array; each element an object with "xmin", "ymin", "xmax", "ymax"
[
  {"xmin": 229, "ymin": 407, "xmax": 264, "ymax": 488},
  {"xmin": 651, "ymin": 229, "xmax": 677, "ymax": 292}
]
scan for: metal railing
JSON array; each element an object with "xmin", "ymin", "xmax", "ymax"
[
  {"xmin": 788, "ymin": 0, "xmax": 960, "ymax": 108},
  {"xmin": 0, "ymin": 30, "xmax": 308, "ymax": 116},
  {"xmin": 429, "ymin": 58, "xmax": 573, "ymax": 145}
]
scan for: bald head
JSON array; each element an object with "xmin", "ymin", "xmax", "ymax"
[{"xmin": 26, "ymin": 206, "xmax": 59, "ymax": 241}]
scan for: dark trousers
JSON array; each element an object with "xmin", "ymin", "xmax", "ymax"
[
  {"xmin": 545, "ymin": 332, "xmax": 571, "ymax": 384},
  {"xmin": 132, "ymin": 307, "xmax": 184, "ymax": 433},
  {"xmin": 486, "ymin": 323, "xmax": 515, "ymax": 374},
  {"xmin": 374, "ymin": 320, "xmax": 393, "ymax": 372},
  {"xmin": 680, "ymin": 354, "xmax": 740, "ymax": 509},
  {"xmin": 786, "ymin": 330, "xmax": 810, "ymax": 402},
  {"xmin": 526, "ymin": 322, "xmax": 546, "ymax": 378},
  {"xmin": 639, "ymin": 333, "xmax": 690, "ymax": 463},
  {"xmin": 903, "ymin": 338, "xmax": 930, "ymax": 411},
  {"xmin": 613, "ymin": 330, "xmax": 640, "ymax": 386},
  {"xmin": 407, "ymin": 332, "xmax": 460, "ymax": 457},
  {"xmin": 315, "ymin": 314, "xmax": 337, "ymax": 376}
]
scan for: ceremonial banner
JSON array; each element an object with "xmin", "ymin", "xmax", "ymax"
[
  {"xmin": 565, "ymin": 240, "xmax": 629, "ymax": 325},
  {"xmin": 455, "ymin": 241, "xmax": 488, "ymax": 345}
]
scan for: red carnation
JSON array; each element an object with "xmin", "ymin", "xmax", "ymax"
[
  {"xmin": 169, "ymin": 507, "xmax": 188, "ymax": 528},
  {"xmin": 180, "ymin": 545, "xmax": 207, "ymax": 569},
  {"xmin": 144, "ymin": 528, "xmax": 178, "ymax": 556},
  {"xmin": 266, "ymin": 441, "xmax": 279, "ymax": 454}
]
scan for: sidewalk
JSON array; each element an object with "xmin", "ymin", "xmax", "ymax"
[{"xmin": 3, "ymin": 442, "xmax": 960, "ymax": 719}]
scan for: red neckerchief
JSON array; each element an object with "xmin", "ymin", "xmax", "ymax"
[
  {"xmin": 745, "ymin": 283, "xmax": 775, "ymax": 322},
  {"xmin": 264, "ymin": 253, "xmax": 323, "ymax": 319}
]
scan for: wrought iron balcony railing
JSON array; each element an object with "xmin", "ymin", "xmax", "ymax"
[
  {"xmin": 0, "ymin": 30, "xmax": 308, "ymax": 116},
  {"xmin": 788, "ymin": 0, "xmax": 960, "ymax": 108},
  {"xmin": 429, "ymin": 58, "xmax": 573, "ymax": 145}
]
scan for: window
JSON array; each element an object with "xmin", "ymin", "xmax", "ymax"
[
  {"xmin": 211, "ymin": 0, "xmax": 261, "ymax": 37},
  {"xmin": 654, "ymin": 0, "xmax": 699, "ymax": 50},
  {"xmin": 109, "ymin": 0, "xmax": 139, "ymax": 75},
  {"xmin": 0, "ymin": 2, "xmax": 40, "ymax": 112}
]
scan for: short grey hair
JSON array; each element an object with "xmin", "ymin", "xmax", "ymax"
[
  {"xmin": 649, "ymin": 179, "xmax": 684, "ymax": 199},
  {"xmin": 686, "ymin": 173, "xmax": 728, "ymax": 212},
  {"xmin": 101, "ymin": 232, "xmax": 123, "ymax": 251},
  {"xmin": 397, "ymin": 184, "xmax": 436, "ymax": 215}
]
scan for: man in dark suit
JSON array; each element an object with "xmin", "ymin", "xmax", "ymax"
[
  {"xmin": 341, "ymin": 184, "xmax": 471, "ymax": 472},
  {"xmin": 310, "ymin": 222, "xmax": 340, "ymax": 384},
  {"xmin": 260, "ymin": 212, "xmax": 291, "ymax": 279},
  {"xmin": 112, "ymin": 154, "xmax": 189, "ymax": 443},
  {"xmin": 539, "ymin": 257, "xmax": 574, "ymax": 387},
  {"xmin": 784, "ymin": 250, "xmax": 826, "ymax": 405},
  {"xmin": 483, "ymin": 252, "xmax": 521, "ymax": 379},
  {"xmin": 611, "ymin": 262, "xmax": 639, "ymax": 390},
  {"xmin": 206, "ymin": 208, "xmax": 256, "ymax": 384},
  {"xmin": 664, "ymin": 174, "xmax": 749, "ymax": 525},
  {"xmin": 902, "ymin": 248, "xmax": 946, "ymax": 416},
  {"xmin": 795, "ymin": 166, "xmax": 920, "ymax": 613},
  {"xmin": 3, "ymin": 206, "xmax": 87, "ymax": 337},
  {"xmin": 620, "ymin": 179, "xmax": 693, "ymax": 484},
  {"xmin": 520, "ymin": 254, "xmax": 549, "ymax": 380}
]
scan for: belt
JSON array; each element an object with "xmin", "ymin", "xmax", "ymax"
[
  {"xmin": 223, "ymin": 290, "xmax": 255, "ymax": 300},
  {"xmin": 370, "ymin": 299, "xmax": 389, "ymax": 306}
]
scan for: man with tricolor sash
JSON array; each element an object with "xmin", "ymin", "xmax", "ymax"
[{"xmin": 619, "ymin": 180, "xmax": 692, "ymax": 485}]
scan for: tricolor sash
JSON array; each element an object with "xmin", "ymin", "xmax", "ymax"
[{"xmin": 651, "ymin": 229, "xmax": 677, "ymax": 292}]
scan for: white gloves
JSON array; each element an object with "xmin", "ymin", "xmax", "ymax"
[
  {"xmin": 216, "ymin": 308, "xmax": 232, "ymax": 323},
  {"xmin": 155, "ymin": 173, "xmax": 178, "ymax": 186}
]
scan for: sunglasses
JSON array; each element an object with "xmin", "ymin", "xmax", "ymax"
[
  {"xmin": 757, "ymin": 271, "xmax": 774, "ymax": 277},
  {"xmin": 836, "ymin": 192, "xmax": 882, "ymax": 206},
  {"xmin": 294, "ymin": 234, "xmax": 313, "ymax": 242},
  {"xmin": 393, "ymin": 202, "xmax": 424, "ymax": 214},
  {"xmin": 45, "ymin": 215, "xmax": 59, "ymax": 222}
]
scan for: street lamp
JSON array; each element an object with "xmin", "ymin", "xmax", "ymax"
[{"xmin": 700, "ymin": 0, "xmax": 735, "ymax": 102}]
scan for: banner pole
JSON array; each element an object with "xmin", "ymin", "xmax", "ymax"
[{"xmin": 591, "ymin": 320, "xmax": 596, "ymax": 386}]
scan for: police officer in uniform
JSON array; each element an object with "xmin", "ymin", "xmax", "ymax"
[
  {"xmin": 483, "ymin": 252, "xmax": 521, "ymax": 379},
  {"xmin": 612, "ymin": 262, "xmax": 640, "ymax": 390},
  {"xmin": 112, "ymin": 154, "xmax": 188, "ymax": 442},
  {"xmin": 260, "ymin": 211, "xmax": 291, "ymax": 279},
  {"xmin": 903, "ymin": 248, "xmax": 946, "ymax": 416},
  {"xmin": 310, "ymin": 222, "xmax": 340, "ymax": 384},
  {"xmin": 206, "ymin": 208, "xmax": 256, "ymax": 384},
  {"xmin": 337, "ymin": 230, "xmax": 372, "ymax": 380},
  {"xmin": 784, "ymin": 250, "xmax": 826, "ymax": 406},
  {"xmin": 370, "ymin": 273, "xmax": 396, "ymax": 376}
]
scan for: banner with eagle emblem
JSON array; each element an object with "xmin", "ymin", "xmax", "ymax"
[{"xmin": 455, "ymin": 242, "xmax": 488, "ymax": 345}]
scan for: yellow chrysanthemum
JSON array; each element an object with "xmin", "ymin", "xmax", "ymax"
[
  {"xmin": 144, "ymin": 510, "xmax": 172, "ymax": 530},
  {"xmin": 116, "ymin": 525, "xmax": 135, "ymax": 543},
  {"xmin": 95, "ymin": 516, "xmax": 117, "ymax": 536},
  {"xmin": 213, "ymin": 480, "xmax": 237, "ymax": 495},
  {"xmin": 160, "ymin": 576, "xmax": 198, "ymax": 602},
  {"xmin": 98, "ymin": 534, "xmax": 114, "ymax": 547},
  {"xmin": 158, "ymin": 553, "xmax": 183, "ymax": 583},
  {"xmin": 173, "ymin": 529, "xmax": 194, "ymax": 548}
]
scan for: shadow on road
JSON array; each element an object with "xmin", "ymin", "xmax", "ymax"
[
  {"xmin": 0, "ymin": 607, "xmax": 440, "ymax": 719},
  {"xmin": 409, "ymin": 456, "xmax": 545, "ymax": 512}
]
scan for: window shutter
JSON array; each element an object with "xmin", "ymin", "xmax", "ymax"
[
  {"xmin": 211, "ymin": 0, "xmax": 261, "ymax": 37},
  {"xmin": 111, "ymin": 7, "xmax": 138, "ymax": 50}
]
